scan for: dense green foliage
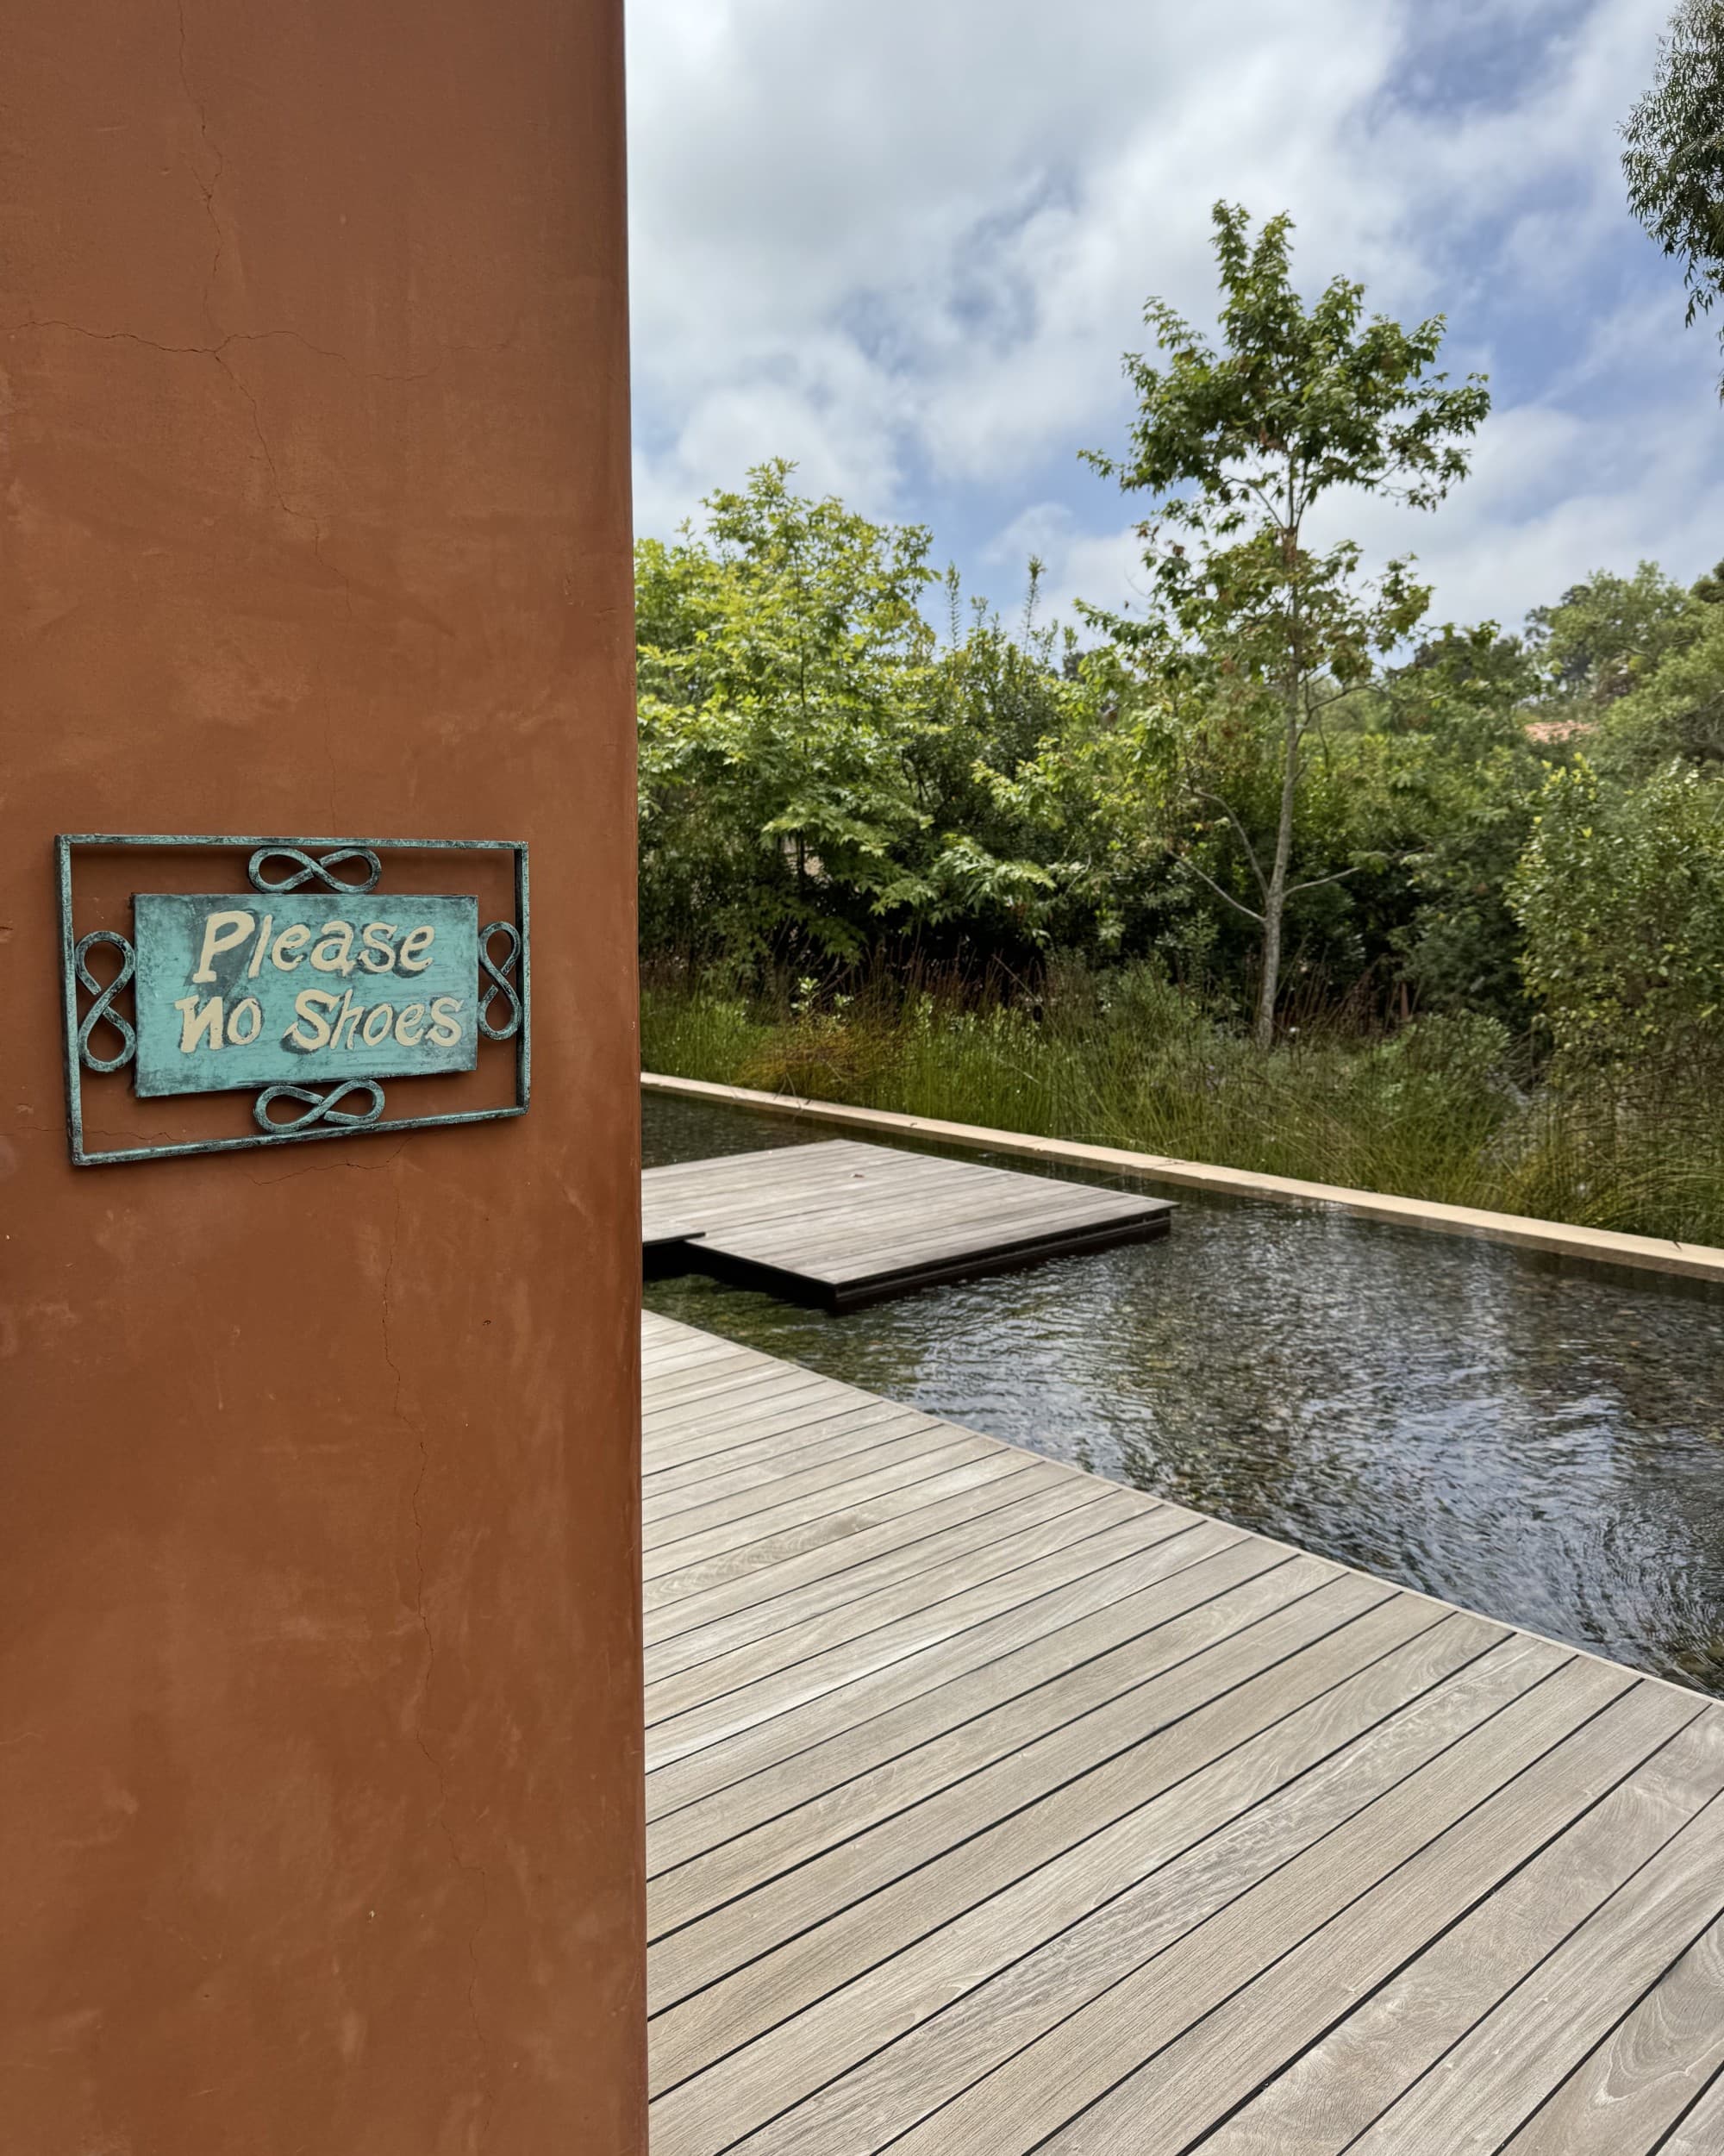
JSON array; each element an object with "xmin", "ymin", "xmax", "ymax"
[
  {"xmin": 1624, "ymin": 0, "xmax": 1724, "ymax": 394},
  {"xmin": 636, "ymin": 462, "xmax": 1078, "ymax": 966},
  {"xmin": 636, "ymin": 209, "xmax": 1724, "ymax": 1239}
]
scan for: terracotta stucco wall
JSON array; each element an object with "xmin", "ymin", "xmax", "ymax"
[{"xmin": 0, "ymin": 1, "xmax": 644, "ymax": 2148}]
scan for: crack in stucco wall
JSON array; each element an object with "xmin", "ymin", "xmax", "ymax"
[{"xmin": 175, "ymin": 0, "xmax": 227, "ymax": 336}]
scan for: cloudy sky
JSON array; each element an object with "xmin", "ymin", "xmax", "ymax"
[{"xmin": 624, "ymin": 0, "xmax": 1724, "ymax": 642}]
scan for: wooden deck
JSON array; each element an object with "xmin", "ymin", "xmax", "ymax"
[
  {"xmin": 640, "ymin": 1139, "xmax": 1172, "ymax": 1309},
  {"xmin": 642, "ymin": 1309, "xmax": 1724, "ymax": 2155}
]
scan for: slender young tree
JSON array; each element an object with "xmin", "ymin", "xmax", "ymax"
[
  {"xmin": 1623, "ymin": 0, "xmax": 1724, "ymax": 396},
  {"xmin": 1084, "ymin": 203, "xmax": 1490, "ymax": 1048}
]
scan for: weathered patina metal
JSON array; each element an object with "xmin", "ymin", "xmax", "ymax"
[
  {"xmin": 253, "ymin": 1079, "xmax": 387, "ymax": 1134},
  {"xmin": 477, "ymin": 919, "xmax": 524, "ymax": 1041},
  {"xmin": 59, "ymin": 834, "xmax": 530, "ymax": 1166},
  {"xmin": 247, "ymin": 844, "xmax": 383, "ymax": 895},
  {"xmin": 72, "ymin": 928, "xmax": 138, "ymax": 1073}
]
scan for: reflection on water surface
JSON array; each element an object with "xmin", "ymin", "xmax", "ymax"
[{"xmin": 643, "ymin": 1093, "xmax": 1724, "ymax": 1695}]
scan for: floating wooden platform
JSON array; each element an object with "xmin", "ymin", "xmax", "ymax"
[
  {"xmin": 641, "ymin": 1138, "xmax": 1172, "ymax": 1309},
  {"xmin": 641, "ymin": 1309, "xmax": 1724, "ymax": 2156}
]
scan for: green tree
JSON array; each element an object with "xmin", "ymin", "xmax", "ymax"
[
  {"xmin": 1083, "ymin": 202, "xmax": 1490, "ymax": 1046},
  {"xmin": 1597, "ymin": 596, "xmax": 1724, "ymax": 772},
  {"xmin": 1524, "ymin": 560, "xmax": 1702, "ymax": 705},
  {"xmin": 635, "ymin": 461, "xmax": 938, "ymax": 959},
  {"xmin": 635, "ymin": 463, "xmax": 1068, "ymax": 966},
  {"xmin": 1623, "ymin": 0, "xmax": 1724, "ymax": 395}
]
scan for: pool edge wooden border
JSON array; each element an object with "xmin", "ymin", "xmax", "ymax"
[{"xmin": 641, "ymin": 1071, "xmax": 1724, "ymax": 1290}]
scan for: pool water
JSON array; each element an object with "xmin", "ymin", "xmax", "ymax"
[{"xmin": 643, "ymin": 1094, "xmax": 1724, "ymax": 1697}]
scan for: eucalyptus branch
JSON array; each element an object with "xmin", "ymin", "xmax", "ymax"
[
  {"xmin": 1307, "ymin": 676, "xmax": 1374, "ymax": 714},
  {"xmin": 1176, "ymin": 851, "xmax": 1265, "ymax": 923},
  {"xmin": 1192, "ymin": 788, "xmax": 1270, "ymax": 894},
  {"xmin": 1284, "ymin": 864, "xmax": 1365, "ymax": 897}
]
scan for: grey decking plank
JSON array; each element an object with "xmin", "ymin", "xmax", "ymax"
[
  {"xmin": 753, "ymin": 1188, "xmax": 1165, "ymax": 1278},
  {"xmin": 723, "ymin": 1212, "xmax": 1168, "ymax": 1309},
  {"xmin": 732, "ymin": 1189, "xmax": 1159, "ymax": 1276},
  {"xmin": 858, "ymin": 1656, "xmax": 1646, "ymax": 2156},
  {"xmin": 642, "ymin": 1358, "xmax": 907, "ymax": 1443},
  {"xmin": 646, "ymin": 1400, "xmax": 943, "ymax": 1486},
  {"xmin": 641, "ymin": 1452, "xmax": 1041, "ymax": 1616},
  {"xmin": 646, "ymin": 1621, "xmax": 1552, "ymax": 2153},
  {"xmin": 644, "ymin": 1458, "xmax": 1065, "ymax": 1650},
  {"xmin": 643, "ymin": 1427, "xmax": 976, "ymax": 1553},
  {"xmin": 1036, "ymin": 1684, "xmax": 1706, "ymax": 2155},
  {"xmin": 645, "ymin": 1517, "xmax": 1236, "ymax": 1824},
  {"xmin": 645, "ymin": 1475, "xmax": 1112, "ymax": 1684},
  {"xmin": 641, "ymin": 1140, "xmax": 881, "ymax": 1200},
  {"xmin": 642, "ymin": 1322, "xmax": 765, "ymax": 1368},
  {"xmin": 642, "ymin": 1309, "xmax": 751, "ymax": 1353},
  {"xmin": 647, "ymin": 1531, "xmax": 1310, "ymax": 1877},
  {"xmin": 646, "ymin": 1552, "xmax": 1348, "ymax": 1924},
  {"xmin": 643, "ymin": 1144, "xmax": 978, "ymax": 1219},
  {"xmin": 645, "ymin": 1487, "xmax": 1139, "ymax": 1725},
  {"xmin": 646, "ymin": 1508, "xmax": 1194, "ymax": 1773},
  {"xmin": 644, "ymin": 1383, "xmax": 848, "ymax": 1462},
  {"xmin": 641, "ymin": 1138, "xmax": 878, "ymax": 1190},
  {"xmin": 641, "ymin": 1434, "xmax": 1005, "ymax": 1582},
  {"xmin": 644, "ymin": 1403, "xmax": 938, "ymax": 1501},
  {"xmin": 644, "ymin": 1139, "xmax": 1170, "ymax": 1303},
  {"xmin": 644, "ymin": 1354, "xmax": 783, "ymax": 1409},
  {"xmin": 642, "ymin": 1340, "xmax": 757, "ymax": 1384},
  {"xmin": 643, "ymin": 1370, "xmax": 847, "ymax": 1441},
  {"xmin": 641, "ymin": 1144, "xmax": 924, "ymax": 1236},
  {"xmin": 713, "ymin": 1633, "xmax": 1558, "ymax": 2150},
  {"xmin": 647, "ymin": 1153, "xmax": 1146, "ymax": 1231},
  {"xmin": 1198, "ymin": 1708, "xmax": 1724, "ymax": 2156},
  {"xmin": 644, "ymin": 1353, "xmax": 821, "ymax": 1407},
  {"xmin": 641, "ymin": 1323, "xmax": 765, "ymax": 1379},
  {"xmin": 1660, "ymin": 2068, "xmax": 1724, "ymax": 2153},
  {"xmin": 642, "ymin": 1317, "xmax": 1722, "ymax": 2156},
  {"xmin": 1500, "ymin": 1910, "xmax": 1724, "ymax": 2154},
  {"xmin": 643, "ymin": 1418, "xmax": 975, "ymax": 1530},
  {"xmin": 646, "ymin": 1578, "xmax": 1434, "ymax": 2060},
  {"xmin": 649, "ymin": 1159, "xmax": 942, "ymax": 1235},
  {"xmin": 1348, "ymin": 1745, "xmax": 1724, "ymax": 2155},
  {"xmin": 734, "ymin": 1177, "xmax": 1159, "ymax": 1265}
]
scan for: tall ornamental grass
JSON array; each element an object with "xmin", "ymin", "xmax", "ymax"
[{"xmin": 639, "ymin": 960, "xmax": 1724, "ymax": 1247}]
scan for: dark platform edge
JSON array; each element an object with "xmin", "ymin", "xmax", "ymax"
[{"xmin": 643, "ymin": 1205, "xmax": 1172, "ymax": 1310}]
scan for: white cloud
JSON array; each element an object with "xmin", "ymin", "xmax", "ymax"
[{"xmin": 626, "ymin": 0, "xmax": 1724, "ymax": 628}]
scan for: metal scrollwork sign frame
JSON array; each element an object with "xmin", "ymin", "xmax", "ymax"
[{"xmin": 58, "ymin": 833, "xmax": 530, "ymax": 1166}]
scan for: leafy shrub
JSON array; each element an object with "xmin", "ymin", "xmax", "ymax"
[{"xmin": 1511, "ymin": 759, "xmax": 1724, "ymax": 1071}]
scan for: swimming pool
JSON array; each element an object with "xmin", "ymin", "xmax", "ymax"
[{"xmin": 643, "ymin": 1091, "xmax": 1724, "ymax": 1696}]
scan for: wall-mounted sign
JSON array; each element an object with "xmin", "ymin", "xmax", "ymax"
[
  {"xmin": 59, "ymin": 835, "xmax": 528, "ymax": 1166},
  {"xmin": 131, "ymin": 893, "xmax": 483, "ymax": 1095}
]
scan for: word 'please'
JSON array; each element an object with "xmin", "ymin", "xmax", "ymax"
[{"xmin": 192, "ymin": 909, "xmax": 437, "ymax": 980}]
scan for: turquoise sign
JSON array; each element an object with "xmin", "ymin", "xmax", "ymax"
[
  {"xmin": 59, "ymin": 835, "xmax": 528, "ymax": 1167},
  {"xmin": 131, "ymin": 892, "xmax": 481, "ymax": 1097}
]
